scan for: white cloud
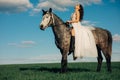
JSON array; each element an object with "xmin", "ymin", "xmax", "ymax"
[
  {"xmin": 21, "ymin": 41, "xmax": 36, "ymax": 45},
  {"xmin": 81, "ymin": 20, "xmax": 97, "ymax": 27},
  {"xmin": 1, "ymin": 0, "xmax": 115, "ymax": 15},
  {"xmin": 8, "ymin": 43, "xmax": 17, "ymax": 46},
  {"xmin": 33, "ymin": 0, "xmax": 78, "ymax": 12},
  {"xmin": 8, "ymin": 40, "xmax": 36, "ymax": 48},
  {"xmin": 112, "ymin": 34, "xmax": 120, "ymax": 42},
  {"xmin": 0, "ymin": 0, "xmax": 103, "ymax": 15},
  {"xmin": 0, "ymin": 0, "xmax": 33, "ymax": 13},
  {"xmin": 31, "ymin": 0, "xmax": 102, "ymax": 15}
]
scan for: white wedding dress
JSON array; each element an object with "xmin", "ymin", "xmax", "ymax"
[{"xmin": 71, "ymin": 12, "xmax": 98, "ymax": 58}]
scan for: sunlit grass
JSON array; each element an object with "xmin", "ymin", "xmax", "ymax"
[{"xmin": 0, "ymin": 62, "xmax": 120, "ymax": 80}]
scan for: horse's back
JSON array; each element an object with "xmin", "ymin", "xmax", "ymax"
[{"xmin": 92, "ymin": 27, "xmax": 112, "ymax": 48}]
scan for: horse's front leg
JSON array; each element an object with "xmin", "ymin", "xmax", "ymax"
[{"xmin": 61, "ymin": 50, "xmax": 68, "ymax": 73}]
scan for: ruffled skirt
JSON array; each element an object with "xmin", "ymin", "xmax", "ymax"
[{"xmin": 72, "ymin": 22, "xmax": 97, "ymax": 58}]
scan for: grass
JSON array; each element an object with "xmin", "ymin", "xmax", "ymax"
[{"xmin": 0, "ymin": 62, "xmax": 120, "ymax": 80}]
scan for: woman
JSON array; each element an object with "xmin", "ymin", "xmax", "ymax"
[{"xmin": 67, "ymin": 4, "xmax": 97, "ymax": 60}]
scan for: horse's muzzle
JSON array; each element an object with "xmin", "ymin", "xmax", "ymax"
[{"xmin": 40, "ymin": 25, "xmax": 44, "ymax": 30}]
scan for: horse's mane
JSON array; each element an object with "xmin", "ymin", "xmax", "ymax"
[
  {"xmin": 52, "ymin": 13, "xmax": 69, "ymax": 27},
  {"xmin": 53, "ymin": 13, "xmax": 64, "ymax": 22}
]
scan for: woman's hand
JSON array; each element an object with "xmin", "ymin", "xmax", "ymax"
[{"xmin": 66, "ymin": 20, "xmax": 72, "ymax": 24}]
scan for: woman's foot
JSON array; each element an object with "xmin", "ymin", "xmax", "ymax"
[
  {"xmin": 73, "ymin": 52, "xmax": 77, "ymax": 60},
  {"xmin": 73, "ymin": 57, "xmax": 77, "ymax": 60}
]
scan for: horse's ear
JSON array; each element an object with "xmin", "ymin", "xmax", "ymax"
[
  {"xmin": 42, "ymin": 9, "xmax": 45, "ymax": 13},
  {"xmin": 42, "ymin": 9, "xmax": 47, "ymax": 15},
  {"xmin": 49, "ymin": 8, "xmax": 52, "ymax": 13}
]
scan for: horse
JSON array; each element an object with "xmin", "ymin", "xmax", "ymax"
[{"xmin": 39, "ymin": 8, "xmax": 112, "ymax": 73}]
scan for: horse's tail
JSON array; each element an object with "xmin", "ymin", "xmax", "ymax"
[{"xmin": 107, "ymin": 30, "xmax": 112, "ymax": 56}]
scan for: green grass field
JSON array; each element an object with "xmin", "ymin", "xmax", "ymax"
[{"xmin": 0, "ymin": 62, "xmax": 120, "ymax": 80}]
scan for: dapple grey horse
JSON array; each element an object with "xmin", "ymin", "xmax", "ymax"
[{"xmin": 40, "ymin": 8, "xmax": 112, "ymax": 73}]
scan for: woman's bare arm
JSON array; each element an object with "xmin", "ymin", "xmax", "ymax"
[{"xmin": 67, "ymin": 11, "xmax": 80, "ymax": 23}]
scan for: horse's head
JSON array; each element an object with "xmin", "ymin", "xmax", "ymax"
[{"xmin": 40, "ymin": 8, "xmax": 53, "ymax": 30}]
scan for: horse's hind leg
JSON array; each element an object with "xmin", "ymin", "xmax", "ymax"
[
  {"xmin": 96, "ymin": 46, "xmax": 103, "ymax": 72},
  {"xmin": 102, "ymin": 48, "xmax": 112, "ymax": 72}
]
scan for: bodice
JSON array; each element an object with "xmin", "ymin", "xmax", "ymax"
[{"xmin": 71, "ymin": 12, "xmax": 76, "ymax": 21}]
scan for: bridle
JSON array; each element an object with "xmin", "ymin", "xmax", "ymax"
[{"xmin": 43, "ymin": 13, "xmax": 53, "ymax": 27}]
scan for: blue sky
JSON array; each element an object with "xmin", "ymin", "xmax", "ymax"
[{"xmin": 0, "ymin": 0, "xmax": 120, "ymax": 64}]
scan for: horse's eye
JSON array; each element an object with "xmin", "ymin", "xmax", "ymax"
[{"xmin": 46, "ymin": 16, "xmax": 49, "ymax": 18}]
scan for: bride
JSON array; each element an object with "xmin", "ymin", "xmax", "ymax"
[{"xmin": 67, "ymin": 4, "xmax": 97, "ymax": 60}]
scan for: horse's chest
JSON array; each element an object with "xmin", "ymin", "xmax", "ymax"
[{"xmin": 55, "ymin": 33, "xmax": 70, "ymax": 49}]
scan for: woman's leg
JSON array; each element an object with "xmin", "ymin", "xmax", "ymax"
[
  {"xmin": 71, "ymin": 28, "xmax": 75, "ymax": 36},
  {"xmin": 70, "ymin": 28, "xmax": 77, "ymax": 60}
]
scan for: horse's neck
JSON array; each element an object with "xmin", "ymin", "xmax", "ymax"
[
  {"xmin": 51, "ymin": 13, "xmax": 71, "ymax": 49},
  {"xmin": 52, "ymin": 14, "xmax": 69, "ymax": 40},
  {"xmin": 53, "ymin": 14, "xmax": 64, "ymax": 26}
]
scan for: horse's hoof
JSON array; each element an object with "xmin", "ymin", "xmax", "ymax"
[
  {"xmin": 96, "ymin": 69, "xmax": 101, "ymax": 72},
  {"xmin": 61, "ymin": 69, "xmax": 67, "ymax": 73},
  {"xmin": 108, "ymin": 69, "xmax": 112, "ymax": 73},
  {"xmin": 60, "ymin": 71, "xmax": 67, "ymax": 73}
]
